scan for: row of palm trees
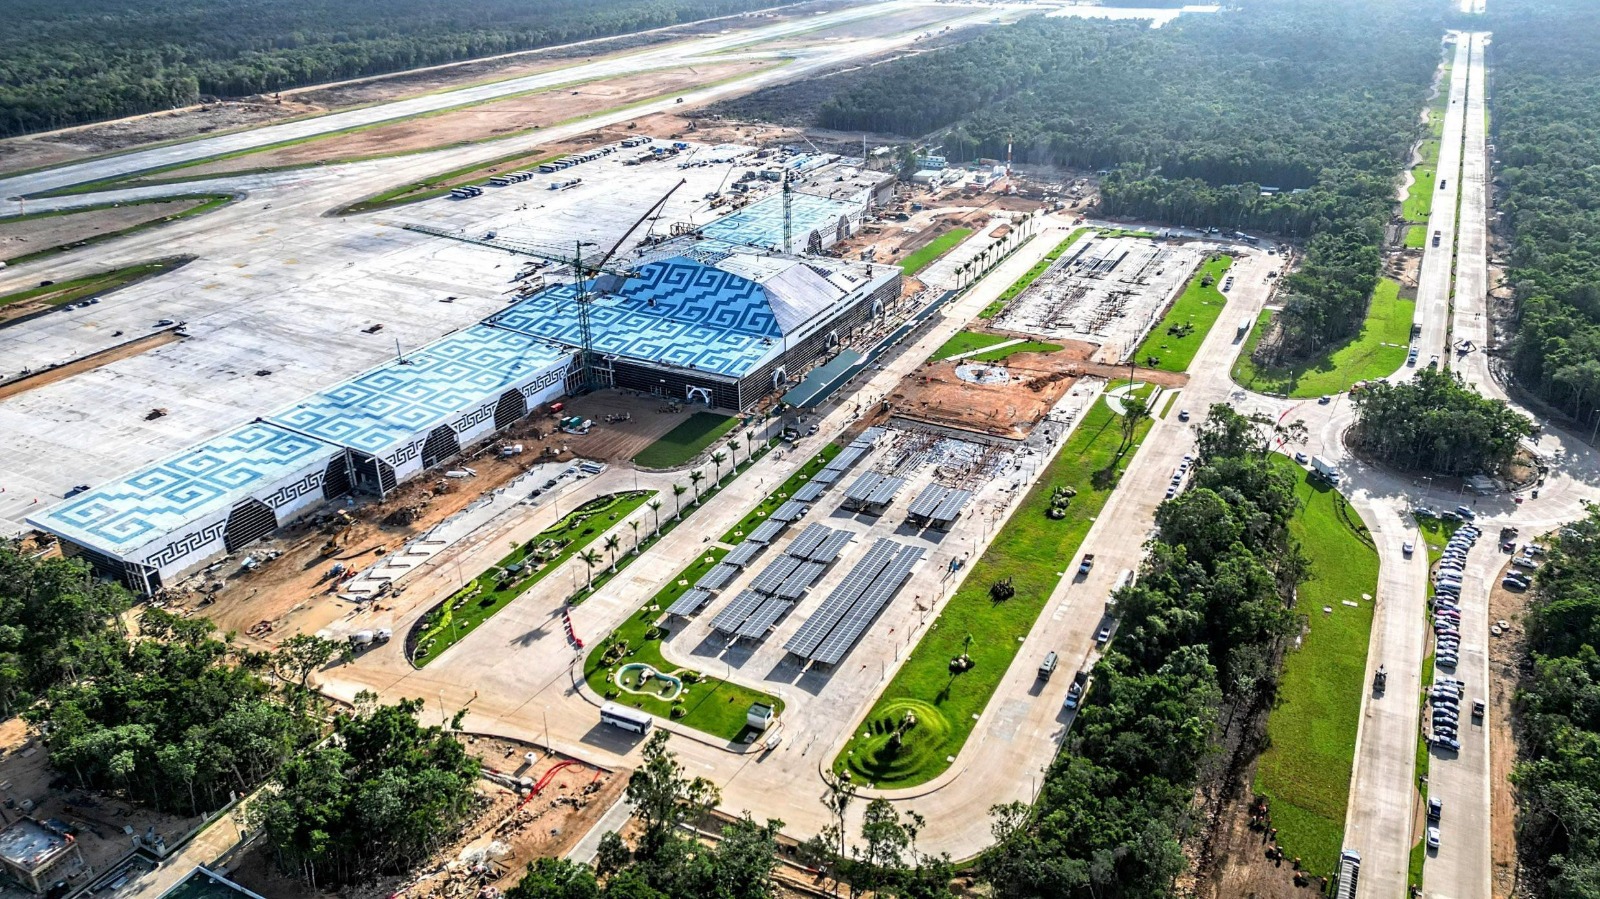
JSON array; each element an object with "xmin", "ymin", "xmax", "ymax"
[
  {"xmin": 572, "ymin": 431, "xmax": 763, "ymax": 593},
  {"xmin": 951, "ymin": 209, "xmax": 1041, "ymax": 289}
]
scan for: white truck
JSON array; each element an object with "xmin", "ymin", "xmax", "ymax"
[{"xmin": 1310, "ymin": 455, "xmax": 1342, "ymax": 485}]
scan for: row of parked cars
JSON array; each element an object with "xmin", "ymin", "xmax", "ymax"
[
  {"xmin": 1431, "ymin": 523, "xmax": 1481, "ymax": 676},
  {"xmin": 1502, "ymin": 541, "xmax": 1543, "ymax": 590}
]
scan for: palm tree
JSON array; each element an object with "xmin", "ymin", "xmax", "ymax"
[
  {"xmin": 689, "ymin": 470, "xmax": 705, "ymax": 504},
  {"xmin": 729, "ymin": 437, "xmax": 742, "ymax": 469},
  {"xmin": 672, "ymin": 484, "xmax": 687, "ymax": 520},
  {"xmin": 578, "ymin": 549, "xmax": 601, "ymax": 591},
  {"xmin": 745, "ymin": 431, "xmax": 755, "ymax": 463},
  {"xmin": 711, "ymin": 450, "xmax": 728, "ymax": 483},
  {"xmin": 629, "ymin": 520, "xmax": 641, "ymax": 554},
  {"xmin": 1119, "ymin": 396, "xmax": 1151, "ymax": 452},
  {"xmin": 603, "ymin": 535, "xmax": 620, "ymax": 572},
  {"xmin": 648, "ymin": 499, "xmax": 663, "ymax": 535}
]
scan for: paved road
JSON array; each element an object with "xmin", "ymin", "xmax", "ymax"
[
  {"xmin": 1413, "ymin": 40, "xmax": 1471, "ymax": 368},
  {"xmin": 0, "ymin": 1, "xmax": 927, "ymax": 200}
]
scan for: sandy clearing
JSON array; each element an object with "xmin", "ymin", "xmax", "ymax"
[{"xmin": 0, "ymin": 198, "xmax": 211, "ymax": 262}]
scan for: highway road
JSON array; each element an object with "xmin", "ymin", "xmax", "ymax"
[{"xmin": 1413, "ymin": 39, "xmax": 1470, "ymax": 368}]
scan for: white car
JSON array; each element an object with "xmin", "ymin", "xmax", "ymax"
[
  {"xmin": 1427, "ymin": 826, "xmax": 1441, "ymax": 850},
  {"xmin": 1403, "ymin": 540, "xmax": 1415, "ymax": 556}
]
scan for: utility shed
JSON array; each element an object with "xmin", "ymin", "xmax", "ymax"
[{"xmin": 0, "ymin": 818, "xmax": 84, "ymax": 895}]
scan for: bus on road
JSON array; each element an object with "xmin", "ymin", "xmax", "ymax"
[{"xmin": 600, "ymin": 702, "xmax": 654, "ymax": 734}]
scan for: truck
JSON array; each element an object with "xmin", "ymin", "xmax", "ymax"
[
  {"xmin": 1078, "ymin": 554, "xmax": 1096, "ymax": 577},
  {"xmin": 1236, "ymin": 317, "xmax": 1252, "ymax": 339},
  {"xmin": 1374, "ymin": 664, "xmax": 1387, "ymax": 693},
  {"xmin": 1335, "ymin": 849, "xmax": 1362, "ymax": 899},
  {"xmin": 348, "ymin": 628, "xmax": 393, "ymax": 651},
  {"xmin": 1311, "ymin": 455, "xmax": 1342, "ymax": 485}
]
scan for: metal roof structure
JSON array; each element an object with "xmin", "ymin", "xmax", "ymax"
[
  {"xmin": 774, "ymin": 560, "xmax": 827, "ymax": 599},
  {"xmin": 749, "ymin": 554, "xmax": 802, "ymax": 594},
  {"xmin": 785, "ymin": 539, "xmax": 923, "ymax": 664},
  {"xmin": 814, "ymin": 442, "xmax": 870, "ymax": 484},
  {"xmin": 808, "ymin": 528, "xmax": 855, "ymax": 563},
  {"xmin": 907, "ymin": 484, "xmax": 974, "ymax": 526},
  {"xmin": 665, "ymin": 587, "xmax": 714, "ymax": 618},
  {"xmin": 745, "ymin": 519, "xmax": 787, "ymax": 544},
  {"xmin": 770, "ymin": 500, "xmax": 809, "ymax": 522},
  {"xmin": 695, "ymin": 562, "xmax": 741, "ymax": 592}
]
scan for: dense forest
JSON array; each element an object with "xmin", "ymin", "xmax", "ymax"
[
  {"xmin": 1515, "ymin": 510, "xmax": 1600, "ymax": 898},
  {"xmin": 980, "ymin": 405, "xmax": 1305, "ymax": 898},
  {"xmin": 1350, "ymin": 369, "xmax": 1532, "ymax": 476},
  {"xmin": 1490, "ymin": 1, "xmax": 1600, "ymax": 433},
  {"xmin": 807, "ymin": 1, "xmax": 1441, "ymax": 357},
  {"xmin": 0, "ymin": 0, "xmax": 779, "ymax": 136}
]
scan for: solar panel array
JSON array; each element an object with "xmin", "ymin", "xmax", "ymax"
[
  {"xmin": 775, "ymin": 561, "xmax": 827, "ymax": 599},
  {"xmin": 724, "ymin": 541, "xmax": 765, "ymax": 569},
  {"xmin": 735, "ymin": 595, "xmax": 792, "ymax": 639},
  {"xmin": 814, "ymin": 444, "xmax": 868, "ymax": 485},
  {"xmin": 746, "ymin": 519, "xmax": 787, "ymax": 544},
  {"xmin": 786, "ymin": 538, "xmax": 916, "ymax": 661},
  {"xmin": 771, "ymin": 500, "xmax": 809, "ymax": 522},
  {"xmin": 907, "ymin": 484, "xmax": 973, "ymax": 527},
  {"xmin": 842, "ymin": 471, "xmax": 907, "ymax": 510},
  {"xmin": 665, "ymin": 587, "xmax": 714, "ymax": 617},
  {"xmin": 749, "ymin": 554, "xmax": 803, "ymax": 594},
  {"xmin": 710, "ymin": 589, "xmax": 767, "ymax": 634},
  {"xmin": 811, "ymin": 545, "xmax": 923, "ymax": 665},
  {"xmin": 786, "ymin": 523, "xmax": 832, "ymax": 559},
  {"xmin": 808, "ymin": 529, "xmax": 855, "ymax": 564},
  {"xmin": 793, "ymin": 480, "xmax": 828, "ymax": 503},
  {"xmin": 695, "ymin": 563, "xmax": 740, "ymax": 592}
]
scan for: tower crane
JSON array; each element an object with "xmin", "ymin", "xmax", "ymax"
[{"xmin": 401, "ymin": 178, "xmax": 686, "ymax": 392}]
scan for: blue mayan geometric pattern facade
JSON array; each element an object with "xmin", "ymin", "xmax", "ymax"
[
  {"xmin": 487, "ymin": 257, "xmax": 784, "ymax": 379},
  {"xmin": 701, "ymin": 193, "xmax": 855, "ymax": 250},
  {"xmin": 268, "ymin": 325, "xmax": 571, "ymax": 458},
  {"xmin": 33, "ymin": 422, "xmax": 340, "ymax": 554}
]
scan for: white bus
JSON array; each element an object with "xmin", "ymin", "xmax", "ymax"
[
  {"xmin": 600, "ymin": 702, "xmax": 654, "ymax": 734},
  {"xmin": 1334, "ymin": 849, "xmax": 1361, "ymax": 899}
]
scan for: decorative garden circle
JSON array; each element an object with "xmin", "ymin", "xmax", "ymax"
[
  {"xmin": 955, "ymin": 362, "xmax": 1011, "ymax": 385},
  {"xmin": 615, "ymin": 662, "xmax": 684, "ymax": 701}
]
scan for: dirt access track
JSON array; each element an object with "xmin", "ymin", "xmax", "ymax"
[{"xmin": 129, "ymin": 60, "xmax": 776, "ymax": 184}]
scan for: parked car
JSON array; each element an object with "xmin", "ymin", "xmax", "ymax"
[{"xmin": 1403, "ymin": 540, "xmax": 1415, "ymax": 556}]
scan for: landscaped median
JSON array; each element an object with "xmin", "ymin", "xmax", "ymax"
[
  {"xmin": 1253, "ymin": 456, "xmax": 1379, "ymax": 878},
  {"xmin": 1132, "ymin": 253, "xmax": 1234, "ymax": 372},
  {"xmin": 978, "ymin": 227, "xmax": 1091, "ymax": 318},
  {"xmin": 409, "ymin": 490, "xmax": 654, "ymax": 666},
  {"xmin": 1233, "ymin": 277, "xmax": 1413, "ymax": 397},
  {"xmin": 900, "ymin": 227, "xmax": 973, "ymax": 276},
  {"xmin": 583, "ymin": 548, "xmax": 784, "ymax": 742},
  {"xmin": 720, "ymin": 444, "xmax": 842, "ymax": 545},
  {"xmin": 833, "ymin": 395, "xmax": 1155, "ymax": 788}
]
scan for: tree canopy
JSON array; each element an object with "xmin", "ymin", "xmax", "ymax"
[
  {"xmin": 978, "ymin": 405, "xmax": 1304, "ymax": 899},
  {"xmin": 803, "ymin": 0, "xmax": 1440, "ymax": 359},
  {"xmin": 0, "ymin": 0, "xmax": 779, "ymax": 136},
  {"xmin": 0, "ymin": 545, "xmax": 129, "ymax": 714},
  {"xmin": 1350, "ymin": 369, "xmax": 1533, "ymax": 476}
]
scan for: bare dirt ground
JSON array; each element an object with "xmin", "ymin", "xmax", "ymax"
[
  {"xmin": 160, "ymin": 391, "xmax": 700, "ymax": 643},
  {"xmin": 231, "ymin": 734, "xmax": 623, "ymax": 899},
  {"xmin": 1488, "ymin": 554, "xmax": 1530, "ymax": 899},
  {"xmin": 0, "ymin": 718, "xmax": 201, "ymax": 888},
  {"xmin": 0, "ymin": 331, "xmax": 183, "ymax": 400},
  {"xmin": 0, "ymin": 199, "xmax": 210, "ymax": 263},
  {"xmin": 889, "ymin": 344, "xmax": 1097, "ymax": 439},
  {"xmin": 145, "ymin": 61, "xmax": 775, "ymax": 183},
  {"xmin": 1193, "ymin": 768, "xmax": 1316, "ymax": 899}
]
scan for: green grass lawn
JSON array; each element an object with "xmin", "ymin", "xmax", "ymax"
[
  {"xmin": 632, "ymin": 412, "xmax": 743, "ymax": 469},
  {"xmin": 583, "ymin": 546, "xmax": 785, "ymax": 741},
  {"xmin": 1254, "ymin": 457, "xmax": 1380, "ymax": 879},
  {"xmin": 979, "ymin": 228, "xmax": 1090, "ymax": 318},
  {"xmin": 901, "ymin": 228, "xmax": 973, "ymax": 276},
  {"xmin": 930, "ymin": 330, "xmax": 1012, "ymax": 361},
  {"xmin": 0, "ymin": 258, "xmax": 191, "ymax": 311},
  {"xmin": 968, "ymin": 340, "xmax": 1062, "ymax": 363},
  {"xmin": 1233, "ymin": 278, "xmax": 1414, "ymax": 397},
  {"xmin": 1132, "ymin": 254, "xmax": 1234, "ymax": 373},
  {"xmin": 721, "ymin": 444, "xmax": 842, "ymax": 544},
  {"xmin": 2, "ymin": 195, "xmax": 231, "ymax": 265},
  {"xmin": 1403, "ymin": 141, "xmax": 1440, "ymax": 224},
  {"xmin": 411, "ymin": 490, "xmax": 653, "ymax": 666},
  {"xmin": 1404, "ymin": 225, "xmax": 1429, "ymax": 249},
  {"xmin": 833, "ymin": 398, "xmax": 1155, "ymax": 788}
]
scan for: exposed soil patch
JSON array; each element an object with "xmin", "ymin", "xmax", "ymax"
[
  {"xmin": 230, "ymin": 733, "xmax": 623, "ymax": 899},
  {"xmin": 889, "ymin": 344, "xmax": 1097, "ymax": 439},
  {"xmin": 1488, "ymin": 553, "xmax": 1530, "ymax": 899},
  {"xmin": 0, "ymin": 329, "xmax": 183, "ymax": 400},
  {"xmin": 141, "ymin": 61, "xmax": 775, "ymax": 184},
  {"xmin": 0, "ymin": 198, "xmax": 212, "ymax": 262}
]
